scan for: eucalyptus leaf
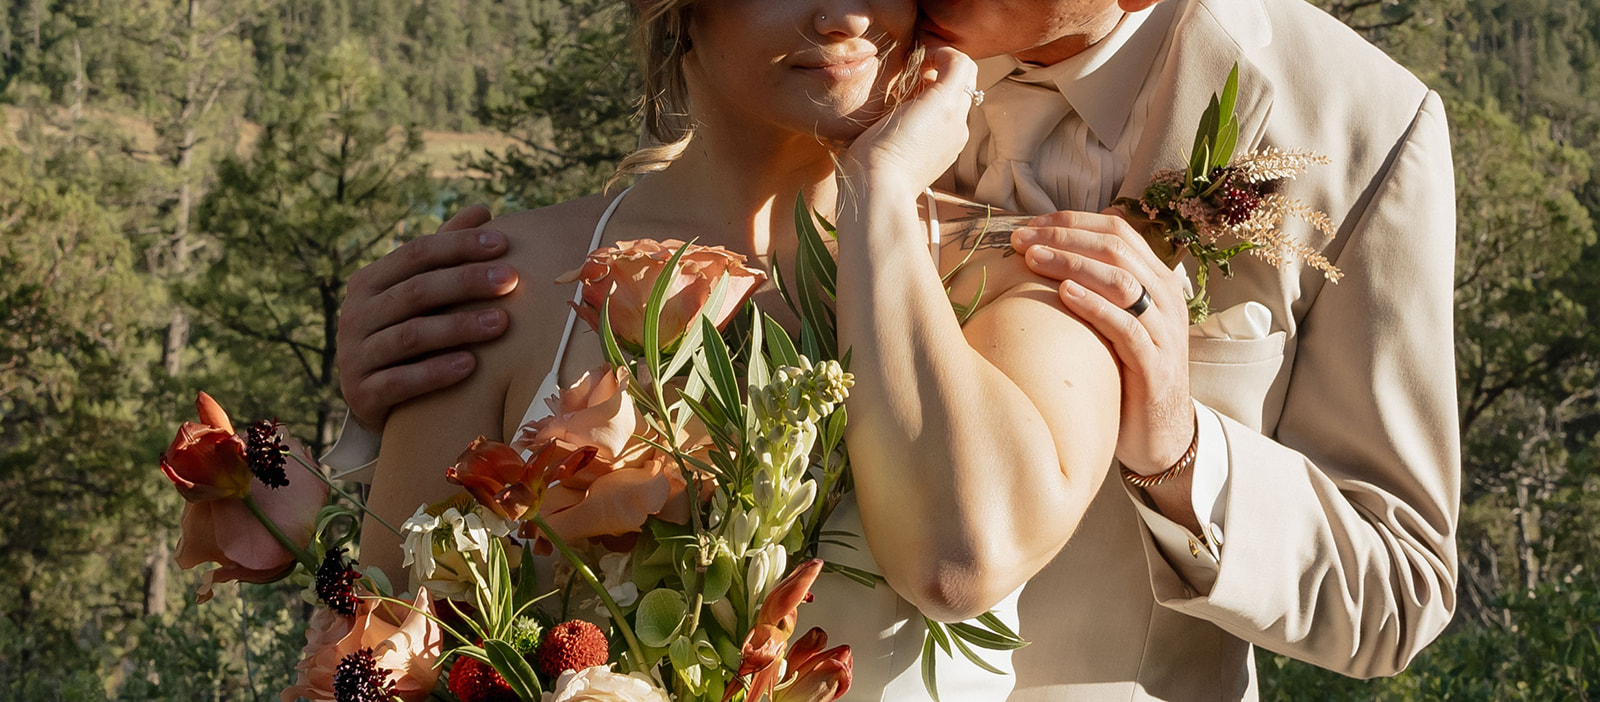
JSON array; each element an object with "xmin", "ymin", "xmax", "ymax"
[
  {"xmin": 702, "ymin": 547, "xmax": 736, "ymax": 603},
  {"xmin": 635, "ymin": 588, "xmax": 689, "ymax": 648}
]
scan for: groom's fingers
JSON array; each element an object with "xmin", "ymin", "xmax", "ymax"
[
  {"xmin": 360, "ymin": 262, "xmax": 518, "ymax": 336},
  {"xmin": 1015, "ymin": 209, "xmax": 1167, "ymax": 274},
  {"xmin": 1055, "ymin": 277, "xmax": 1160, "ymax": 373},
  {"xmin": 356, "ymin": 308, "xmax": 509, "ymax": 375},
  {"xmin": 350, "ymin": 204, "xmax": 497, "ymax": 296},
  {"xmin": 347, "ymin": 351, "xmax": 478, "ymax": 431}
]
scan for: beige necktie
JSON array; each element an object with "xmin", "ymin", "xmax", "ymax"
[{"xmin": 972, "ymin": 77, "xmax": 1072, "ymax": 214}]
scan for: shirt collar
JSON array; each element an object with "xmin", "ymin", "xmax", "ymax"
[{"xmin": 974, "ymin": 1, "xmax": 1176, "ymax": 148}]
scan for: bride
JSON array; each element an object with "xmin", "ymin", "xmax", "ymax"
[{"xmin": 361, "ymin": 0, "xmax": 1121, "ymax": 698}]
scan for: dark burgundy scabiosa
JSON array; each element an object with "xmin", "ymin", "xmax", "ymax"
[
  {"xmin": 245, "ymin": 419, "xmax": 290, "ymax": 488},
  {"xmin": 1215, "ymin": 181, "xmax": 1264, "ymax": 226},
  {"xmin": 333, "ymin": 647, "xmax": 396, "ymax": 702},
  {"xmin": 315, "ymin": 548, "xmax": 362, "ymax": 616},
  {"xmin": 537, "ymin": 620, "xmax": 609, "ymax": 678}
]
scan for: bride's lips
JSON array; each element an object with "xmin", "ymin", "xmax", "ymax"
[{"xmin": 794, "ymin": 48, "xmax": 881, "ymax": 82}]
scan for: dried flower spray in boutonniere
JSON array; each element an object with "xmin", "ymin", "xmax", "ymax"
[{"xmin": 1114, "ymin": 64, "xmax": 1343, "ymax": 322}]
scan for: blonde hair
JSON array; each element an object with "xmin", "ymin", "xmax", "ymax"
[
  {"xmin": 612, "ymin": 0, "xmax": 697, "ymax": 183},
  {"xmin": 610, "ymin": 1, "xmax": 925, "ymax": 186}
]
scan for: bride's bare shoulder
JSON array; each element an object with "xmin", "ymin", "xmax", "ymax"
[{"xmin": 468, "ymin": 193, "xmax": 618, "ymax": 353}]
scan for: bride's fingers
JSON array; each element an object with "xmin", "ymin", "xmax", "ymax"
[{"xmin": 918, "ymin": 45, "xmax": 978, "ymax": 101}]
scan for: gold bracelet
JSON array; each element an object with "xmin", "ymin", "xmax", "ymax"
[{"xmin": 1121, "ymin": 419, "xmax": 1200, "ymax": 489}]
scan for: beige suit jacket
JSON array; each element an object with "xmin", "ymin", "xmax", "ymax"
[{"xmin": 1000, "ymin": 0, "xmax": 1460, "ymax": 698}]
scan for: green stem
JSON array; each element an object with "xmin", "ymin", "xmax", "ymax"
[
  {"xmin": 242, "ymin": 494, "xmax": 318, "ymax": 571},
  {"xmin": 531, "ymin": 515, "xmax": 648, "ymax": 669},
  {"xmin": 284, "ymin": 450, "xmax": 403, "ymax": 537}
]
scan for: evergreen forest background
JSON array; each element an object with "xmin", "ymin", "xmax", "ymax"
[{"xmin": 1, "ymin": 0, "xmax": 1597, "ymax": 698}]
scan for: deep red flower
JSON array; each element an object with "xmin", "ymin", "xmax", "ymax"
[
  {"xmin": 447, "ymin": 655, "xmax": 519, "ymax": 702},
  {"xmin": 332, "ymin": 647, "xmax": 396, "ymax": 702}
]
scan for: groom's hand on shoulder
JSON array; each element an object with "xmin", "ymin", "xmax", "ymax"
[
  {"xmin": 337, "ymin": 204, "xmax": 518, "ymax": 432},
  {"xmin": 1009, "ymin": 209, "xmax": 1196, "ymax": 481}
]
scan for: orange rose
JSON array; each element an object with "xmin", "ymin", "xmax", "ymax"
[
  {"xmin": 160, "ymin": 392, "xmax": 252, "ymax": 502},
  {"xmin": 164, "ymin": 393, "xmax": 327, "ymax": 603},
  {"xmin": 281, "ymin": 588, "xmax": 443, "ymax": 702},
  {"xmin": 556, "ymin": 239, "xmax": 766, "ymax": 354}
]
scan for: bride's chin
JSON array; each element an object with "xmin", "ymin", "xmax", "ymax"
[{"xmin": 809, "ymin": 103, "xmax": 892, "ymax": 144}]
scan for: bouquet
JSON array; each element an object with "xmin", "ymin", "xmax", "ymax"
[{"xmin": 157, "ymin": 200, "xmax": 1022, "ymax": 702}]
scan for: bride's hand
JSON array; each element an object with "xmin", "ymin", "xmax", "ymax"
[{"xmin": 844, "ymin": 45, "xmax": 978, "ymax": 190}]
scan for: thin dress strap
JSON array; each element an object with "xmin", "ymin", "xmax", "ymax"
[
  {"xmin": 924, "ymin": 188, "xmax": 941, "ymax": 266},
  {"xmin": 516, "ymin": 187, "xmax": 633, "ymax": 432}
]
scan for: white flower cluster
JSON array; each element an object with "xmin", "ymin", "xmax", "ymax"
[
  {"xmin": 721, "ymin": 358, "xmax": 852, "ymax": 606},
  {"xmin": 399, "ymin": 500, "xmax": 513, "ymax": 600}
]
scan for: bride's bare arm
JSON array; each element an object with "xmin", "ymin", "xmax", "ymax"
[
  {"xmin": 831, "ymin": 48, "xmax": 1121, "ymax": 621},
  {"xmin": 834, "ymin": 177, "xmax": 1119, "ymax": 621}
]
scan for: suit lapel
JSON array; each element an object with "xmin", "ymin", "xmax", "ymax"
[{"xmin": 1119, "ymin": 0, "xmax": 1277, "ymax": 203}]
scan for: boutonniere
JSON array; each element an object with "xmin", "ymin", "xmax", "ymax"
[{"xmin": 1115, "ymin": 65, "xmax": 1342, "ymax": 323}]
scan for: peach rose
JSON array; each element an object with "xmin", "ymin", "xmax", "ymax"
[
  {"xmin": 514, "ymin": 366, "xmax": 637, "ymax": 460},
  {"xmin": 510, "ymin": 366, "xmax": 711, "ymax": 549},
  {"xmin": 527, "ymin": 437, "xmax": 699, "ymax": 550},
  {"xmin": 556, "ymin": 239, "xmax": 766, "ymax": 354},
  {"xmin": 281, "ymin": 588, "xmax": 443, "ymax": 702}
]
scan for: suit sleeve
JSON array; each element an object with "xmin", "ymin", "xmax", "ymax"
[{"xmin": 1136, "ymin": 91, "xmax": 1460, "ymax": 678}]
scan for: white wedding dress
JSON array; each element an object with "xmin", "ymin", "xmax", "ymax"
[{"xmin": 520, "ymin": 188, "xmax": 1021, "ymax": 701}]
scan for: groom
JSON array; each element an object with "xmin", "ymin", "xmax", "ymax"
[{"xmin": 329, "ymin": 0, "xmax": 1460, "ymax": 698}]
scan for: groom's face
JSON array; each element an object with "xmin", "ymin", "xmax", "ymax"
[{"xmin": 917, "ymin": 0, "xmax": 1134, "ymax": 61}]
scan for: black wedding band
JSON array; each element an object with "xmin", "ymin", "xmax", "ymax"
[{"xmin": 1126, "ymin": 287, "xmax": 1154, "ymax": 318}]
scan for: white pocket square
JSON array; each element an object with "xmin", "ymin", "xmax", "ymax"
[{"xmin": 1191, "ymin": 301, "xmax": 1272, "ymax": 341}]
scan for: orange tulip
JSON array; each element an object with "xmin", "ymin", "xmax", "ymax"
[
  {"xmin": 446, "ymin": 436, "xmax": 597, "ymax": 522},
  {"xmin": 556, "ymin": 239, "xmax": 766, "ymax": 354},
  {"xmin": 163, "ymin": 393, "xmax": 327, "ymax": 603},
  {"xmin": 725, "ymin": 559, "xmax": 826, "ymax": 702},
  {"xmin": 281, "ymin": 587, "xmax": 443, "ymax": 702},
  {"xmin": 773, "ymin": 633, "xmax": 852, "ymax": 702},
  {"xmin": 160, "ymin": 392, "xmax": 252, "ymax": 502}
]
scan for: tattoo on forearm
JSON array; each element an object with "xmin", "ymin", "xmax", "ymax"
[{"xmin": 948, "ymin": 203, "xmax": 1031, "ymax": 257}]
